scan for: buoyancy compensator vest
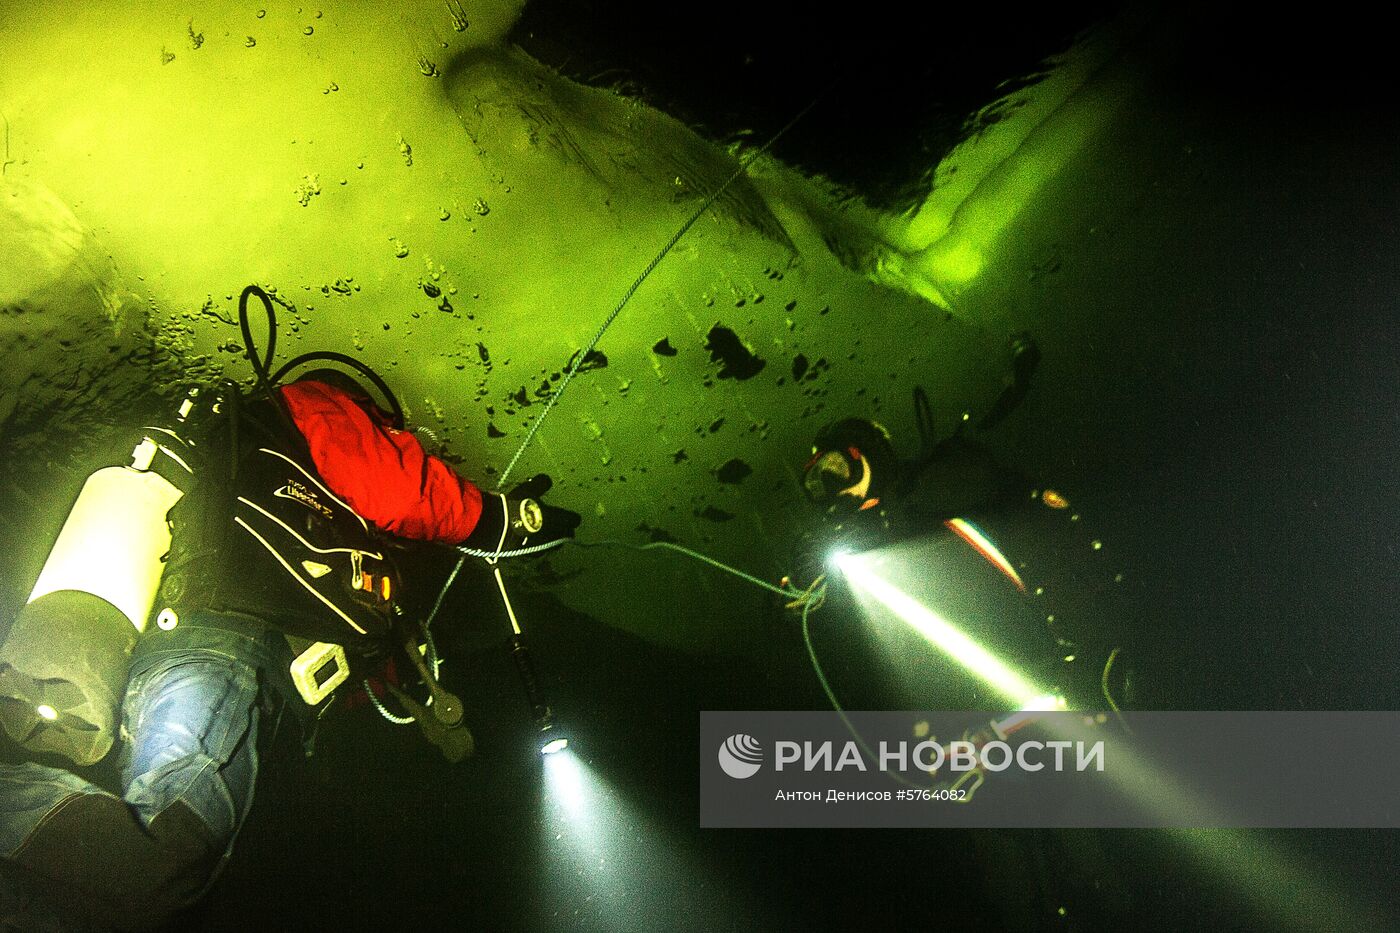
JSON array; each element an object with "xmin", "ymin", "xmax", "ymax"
[{"xmin": 157, "ymin": 387, "xmax": 404, "ymax": 665}]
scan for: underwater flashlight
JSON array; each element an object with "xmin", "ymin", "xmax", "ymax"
[
  {"xmin": 511, "ymin": 635, "xmax": 552, "ymax": 724},
  {"xmin": 537, "ymin": 709, "xmax": 569, "ymax": 756},
  {"xmin": 510, "ymin": 632, "xmax": 572, "ymax": 758},
  {"xmin": 495, "ymin": 565, "xmax": 571, "ymax": 756}
]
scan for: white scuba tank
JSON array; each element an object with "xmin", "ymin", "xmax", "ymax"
[
  {"xmin": 0, "ymin": 412, "xmax": 193, "ymax": 765},
  {"xmin": 27, "ymin": 438, "xmax": 184, "ymax": 632}
]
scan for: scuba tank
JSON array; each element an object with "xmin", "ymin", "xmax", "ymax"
[{"xmin": 0, "ymin": 396, "xmax": 198, "ymax": 766}]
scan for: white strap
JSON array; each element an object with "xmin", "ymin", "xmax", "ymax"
[{"xmin": 488, "ymin": 493, "xmax": 509, "ymax": 563}]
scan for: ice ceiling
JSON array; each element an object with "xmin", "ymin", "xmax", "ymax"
[{"xmin": 0, "ymin": 0, "xmax": 1135, "ymax": 648}]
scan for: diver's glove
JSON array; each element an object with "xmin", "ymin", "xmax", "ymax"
[{"xmin": 464, "ymin": 473, "xmax": 581, "ymax": 555}]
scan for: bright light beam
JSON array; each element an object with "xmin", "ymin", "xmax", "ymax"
[
  {"xmin": 539, "ymin": 747, "xmax": 739, "ymax": 929},
  {"xmin": 834, "ymin": 551, "xmax": 1045, "ymax": 708},
  {"xmin": 835, "ymin": 551, "xmax": 1378, "ymax": 929},
  {"xmin": 542, "ymin": 747, "xmax": 589, "ymax": 821}
]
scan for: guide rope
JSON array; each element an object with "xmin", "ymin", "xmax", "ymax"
[{"xmin": 493, "ymin": 96, "xmax": 824, "ymax": 490}]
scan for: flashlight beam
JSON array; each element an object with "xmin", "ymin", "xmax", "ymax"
[
  {"xmin": 834, "ymin": 557, "xmax": 1376, "ymax": 929},
  {"xmin": 836, "ymin": 553, "xmax": 1045, "ymax": 708}
]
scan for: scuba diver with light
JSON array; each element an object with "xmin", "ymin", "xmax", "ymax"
[
  {"xmin": 791, "ymin": 333, "xmax": 1129, "ymax": 717},
  {"xmin": 0, "ymin": 285, "xmax": 579, "ymax": 930},
  {"xmin": 780, "ymin": 329, "xmax": 1145, "ymax": 911},
  {"xmin": 799, "ymin": 333, "xmax": 1041, "ymax": 562},
  {"xmin": 790, "ymin": 341, "xmax": 1139, "ymax": 919}
]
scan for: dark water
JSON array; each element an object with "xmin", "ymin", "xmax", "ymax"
[{"xmin": 511, "ymin": 0, "xmax": 1118, "ymax": 214}]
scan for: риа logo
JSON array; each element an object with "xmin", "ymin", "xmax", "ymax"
[{"xmin": 718, "ymin": 734, "xmax": 763, "ymax": 779}]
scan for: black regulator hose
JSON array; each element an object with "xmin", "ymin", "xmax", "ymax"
[
  {"xmin": 237, "ymin": 284, "xmax": 278, "ymax": 389},
  {"xmin": 238, "ymin": 285, "xmax": 303, "ymax": 442},
  {"xmin": 237, "ymin": 285, "xmax": 405, "ymax": 431}
]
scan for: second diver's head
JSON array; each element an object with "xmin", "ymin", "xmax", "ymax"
[{"xmin": 802, "ymin": 418, "xmax": 897, "ymax": 516}]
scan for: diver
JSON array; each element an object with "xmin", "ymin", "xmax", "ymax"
[
  {"xmin": 790, "ymin": 332, "xmax": 1128, "ymax": 711},
  {"xmin": 799, "ymin": 333, "xmax": 1041, "ymax": 555},
  {"xmin": 0, "ymin": 287, "xmax": 578, "ymax": 930},
  {"xmin": 785, "ymin": 334, "xmax": 1132, "ymax": 925}
]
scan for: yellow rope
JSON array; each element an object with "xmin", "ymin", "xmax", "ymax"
[{"xmin": 785, "ymin": 575, "xmax": 827, "ymax": 612}]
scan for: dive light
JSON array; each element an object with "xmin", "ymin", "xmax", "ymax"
[{"xmin": 510, "ymin": 633, "xmax": 568, "ymax": 755}]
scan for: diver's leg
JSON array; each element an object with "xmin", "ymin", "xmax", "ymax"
[
  {"xmin": 0, "ymin": 742, "xmax": 229, "ymax": 929},
  {"xmin": 0, "ymin": 761, "xmax": 96, "ymax": 858},
  {"xmin": 5, "ymin": 783, "xmax": 225, "ymax": 930},
  {"xmin": 116, "ymin": 633, "xmax": 265, "ymax": 862},
  {"xmin": 976, "ymin": 332, "xmax": 1041, "ymax": 432},
  {"xmin": 1, "ymin": 613, "xmax": 288, "ymax": 930}
]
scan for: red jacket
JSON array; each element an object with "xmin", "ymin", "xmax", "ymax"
[{"xmin": 279, "ymin": 381, "xmax": 484, "ymax": 544}]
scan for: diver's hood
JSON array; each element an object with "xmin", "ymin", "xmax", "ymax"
[
  {"xmin": 803, "ymin": 447, "xmax": 876, "ymax": 509},
  {"xmin": 804, "ymin": 418, "xmax": 898, "ymax": 509}
]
